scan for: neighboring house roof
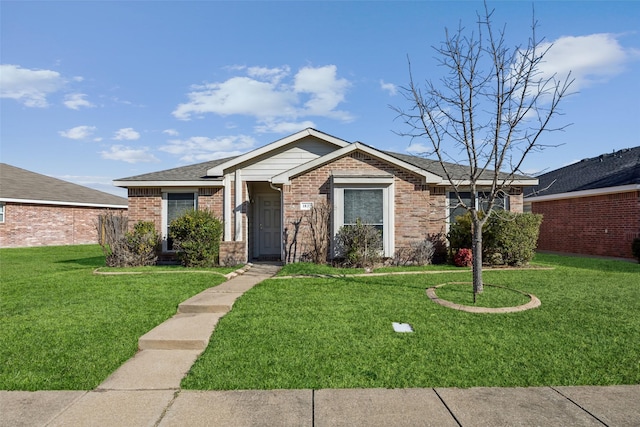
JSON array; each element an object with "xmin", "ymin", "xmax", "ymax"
[
  {"xmin": 525, "ymin": 146, "xmax": 640, "ymax": 199},
  {"xmin": 0, "ymin": 163, "xmax": 128, "ymax": 208},
  {"xmin": 113, "ymin": 128, "xmax": 538, "ymax": 187},
  {"xmin": 114, "ymin": 157, "xmax": 232, "ymax": 186}
]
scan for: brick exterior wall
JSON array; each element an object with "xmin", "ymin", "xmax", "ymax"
[
  {"xmin": 0, "ymin": 202, "xmax": 125, "ymax": 248},
  {"xmin": 282, "ymin": 152, "xmax": 446, "ymax": 262},
  {"xmin": 532, "ymin": 190, "xmax": 640, "ymax": 259}
]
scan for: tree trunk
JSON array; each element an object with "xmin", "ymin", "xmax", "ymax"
[{"xmin": 472, "ymin": 217, "xmax": 484, "ymax": 297}]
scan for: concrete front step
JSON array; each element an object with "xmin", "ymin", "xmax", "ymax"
[
  {"xmin": 138, "ymin": 313, "xmax": 224, "ymax": 350},
  {"xmin": 178, "ymin": 291, "xmax": 243, "ymax": 314}
]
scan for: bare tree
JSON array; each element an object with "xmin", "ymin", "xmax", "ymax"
[{"xmin": 393, "ymin": 3, "xmax": 573, "ymax": 296}]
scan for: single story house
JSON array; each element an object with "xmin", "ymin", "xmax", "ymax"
[
  {"xmin": 114, "ymin": 128, "xmax": 537, "ymax": 264},
  {"xmin": 0, "ymin": 163, "xmax": 128, "ymax": 248},
  {"xmin": 524, "ymin": 147, "xmax": 640, "ymax": 260}
]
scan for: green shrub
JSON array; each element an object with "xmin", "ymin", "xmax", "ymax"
[
  {"xmin": 169, "ymin": 209, "xmax": 223, "ymax": 267},
  {"xmin": 447, "ymin": 211, "xmax": 542, "ymax": 266},
  {"xmin": 335, "ymin": 218, "xmax": 382, "ymax": 268},
  {"xmin": 632, "ymin": 238, "xmax": 640, "ymax": 263},
  {"xmin": 485, "ymin": 211, "xmax": 543, "ymax": 266},
  {"xmin": 125, "ymin": 221, "xmax": 160, "ymax": 266}
]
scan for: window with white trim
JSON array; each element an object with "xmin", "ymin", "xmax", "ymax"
[
  {"xmin": 163, "ymin": 192, "xmax": 197, "ymax": 251},
  {"xmin": 0, "ymin": 203, "xmax": 5, "ymax": 223},
  {"xmin": 333, "ymin": 181, "xmax": 394, "ymax": 257}
]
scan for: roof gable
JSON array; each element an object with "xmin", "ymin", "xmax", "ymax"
[
  {"xmin": 206, "ymin": 128, "xmax": 350, "ymax": 176},
  {"xmin": 526, "ymin": 146, "xmax": 640, "ymax": 198},
  {"xmin": 271, "ymin": 142, "xmax": 444, "ymax": 184},
  {"xmin": 1, "ymin": 163, "xmax": 127, "ymax": 207}
]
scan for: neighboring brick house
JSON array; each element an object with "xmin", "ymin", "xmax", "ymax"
[
  {"xmin": 113, "ymin": 128, "xmax": 537, "ymax": 264},
  {"xmin": 0, "ymin": 163, "xmax": 128, "ymax": 248},
  {"xmin": 524, "ymin": 147, "xmax": 640, "ymax": 260}
]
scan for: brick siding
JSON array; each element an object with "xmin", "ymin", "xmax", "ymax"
[
  {"xmin": 532, "ymin": 190, "xmax": 640, "ymax": 259},
  {"xmin": 0, "ymin": 202, "xmax": 125, "ymax": 248},
  {"xmin": 282, "ymin": 152, "xmax": 446, "ymax": 262}
]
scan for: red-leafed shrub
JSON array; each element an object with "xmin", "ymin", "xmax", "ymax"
[{"xmin": 454, "ymin": 248, "xmax": 473, "ymax": 267}]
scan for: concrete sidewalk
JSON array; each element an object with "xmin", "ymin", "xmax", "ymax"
[
  {"xmin": 2, "ymin": 385, "xmax": 639, "ymax": 426},
  {"xmin": 2, "ymin": 263, "xmax": 639, "ymax": 426}
]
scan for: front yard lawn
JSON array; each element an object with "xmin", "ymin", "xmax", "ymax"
[
  {"xmin": 0, "ymin": 245, "xmax": 228, "ymax": 390},
  {"xmin": 182, "ymin": 254, "xmax": 640, "ymax": 390}
]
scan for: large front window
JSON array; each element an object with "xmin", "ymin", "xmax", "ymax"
[
  {"xmin": 332, "ymin": 181, "xmax": 393, "ymax": 257},
  {"xmin": 344, "ymin": 189, "xmax": 384, "ymax": 239},
  {"xmin": 165, "ymin": 192, "xmax": 197, "ymax": 250}
]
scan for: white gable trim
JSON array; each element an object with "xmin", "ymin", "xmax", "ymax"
[
  {"xmin": 271, "ymin": 142, "xmax": 444, "ymax": 185},
  {"xmin": 525, "ymin": 184, "xmax": 640, "ymax": 203},
  {"xmin": 206, "ymin": 128, "xmax": 350, "ymax": 177}
]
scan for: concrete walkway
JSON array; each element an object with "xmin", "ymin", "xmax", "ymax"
[{"xmin": 2, "ymin": 264, "xmax": 639, "ymax": 426}]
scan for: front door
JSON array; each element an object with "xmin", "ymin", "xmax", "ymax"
[{"xmin": 255, "ymin": 193, "xmax": 281, "ymax": 259}]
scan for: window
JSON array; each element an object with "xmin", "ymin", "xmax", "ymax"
[
  {"xmin": 333, "ymin": 181, "xmax": 394, "ymax": 257},
  {"xmin": 344, "ymin": 189, "xmax": 384, "ymax": 239},
  {"xmin": 448, "ymin": 191, "xmax": 509, "ymax": 222},
  {"xmin": 0, "ymin": 203, "xmax": 4, "ymax": 223},
  {"xmin": 164, "ymin": 192, "xmax": 197, "ymax": 250}
]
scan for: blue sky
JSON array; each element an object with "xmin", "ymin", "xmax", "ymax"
[{"xmin": 2, "ymin": 1, "xmax": 639, "ymax": 197}]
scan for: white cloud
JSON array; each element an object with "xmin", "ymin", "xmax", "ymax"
[
  {"xmin": 159, "ymin": 134, "xmax": 257, "ymax": 162},
  {"xmin": 113, "ymin": 127, "xmax": 141, "ymax": 140},
  {"xmin": 100, "ymin": 145, "xmax": 159, "ymax": 163},
  {"xmin": 59, "ymin": 125, "xmax": 97, "ymax": 140},
  {"xmin": 0, "ymin": 64, "xmax": 65, "ymax": 107},
  {"xmin": 172, "ymin": 64, "xmax": 353, "ymax": 129},
  {"xmin": 163, "ymin": 129, "xmax": 179, "ymax": 136},
  {"xmin": 380, "ymin": 80, "xmax": 397, "ymax": 96},
  {"xmin": 539, "ymin": 33, "xmax": 640, "ymax": 90},
  {"xmin": 64, "ymin": 93, "xmax": 94, "ymax": 110},
  {"xmin": 405, "ymin": 142, "xmax": 433, "ymax": 155},
  {"xmin": 294, "ymin": 65, "xmax": 352, "ymax": 119},
  {"xmin": 254, "ymin": 120, "xmax": 316, "ymax": 134}
]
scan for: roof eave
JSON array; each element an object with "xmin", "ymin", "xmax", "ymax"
[
  {"xmin": 0, "ymin": 197, "xmax": 127, "ymax": 209},
  {"xmin": 113, "ymin": 180, "xmax": 224, "ymax": 188}
]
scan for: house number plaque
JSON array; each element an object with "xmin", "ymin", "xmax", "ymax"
[{"xmin": 300, "ymin": 202, "xmax": 313, "ymax": 211}]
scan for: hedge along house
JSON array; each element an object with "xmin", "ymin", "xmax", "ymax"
[
  {"xmin": 113, "ymin": 128, "xmax": 537, "ymax": 264},
  {"xmin": 524, "ymin": 147, "xmax": 640, "ymax": 260},
  {"xmin": 0, "ymin": 163, "xmax": 128, "ymax": 248}
]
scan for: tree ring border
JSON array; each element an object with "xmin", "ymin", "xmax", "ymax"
[{"xmin": 426, "ymin": 282, "xmax": 541, "ymax": 313}]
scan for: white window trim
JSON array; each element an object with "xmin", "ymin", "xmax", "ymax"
[
  {"xmin": 162, "ymin": 189, "xmax": 198, "ymax": 252},
  {"xmin": 0, "ymin": 202, "xmax": 5, "ymax": 223},
  {"xmin": 332, "ymin": 182, "xmax": 394, "ymax": 258}
]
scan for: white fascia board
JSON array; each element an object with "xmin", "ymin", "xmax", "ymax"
[
  {"xmin": 0, "ymin": 197, "xmax": 127, "ymax": 209},
  {"xmin": 113, "ymin": 180, "xmax": 223, "ymax": 188},
  {"xmin": 272, "ymin": 142, "xmax": 443, "ymax": 185},
  {"xmin": 526, "ymin": 184, "xmax": 640, "ymax": 203},
  {"xmin": 206, "ymin": 128, "xmax": 351, "ymax": 176}
]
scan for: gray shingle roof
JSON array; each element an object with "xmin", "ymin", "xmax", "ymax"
[
  {"xmin": 525, "ymin": 147, "xmax": 640, "ymax": 197},
  {"xmin": 114, "ymin": 144, "xmax": 533, "ymax": 185},
  {"xmin": 384, "ymin": 151, "xmax": 533, "ymax": 182},
  {"xmin": 0, "ymin": 163, "xmax": 127, "ymax": 207},
  {"xmin": 115, "ymin": 157, "xmax": 233, "ymax": 182}
]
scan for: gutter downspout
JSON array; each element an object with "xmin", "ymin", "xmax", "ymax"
[{"xmin": 269, "ymin": 180, "xmax": 284, "ymax": 263}]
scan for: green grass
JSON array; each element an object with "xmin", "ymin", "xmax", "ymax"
[
  {"xmin": 183, "ymin": 253, "xmax": 640, "ymax": 390},
  {"xmin": 434, "ymin": 283, "xmax": 531, "ymax": 307},
  {"xmin": 0, "ymin": 245, "xmax": 229, "ymax": 390},
  {"xmin": 96, "ymin": 264, "xmax": 240, "ymax": 274}
]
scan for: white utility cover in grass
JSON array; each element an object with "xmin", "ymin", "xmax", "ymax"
[{"xmin": 392, "ymin": 322, "xmax": 413, "ymax": 333}]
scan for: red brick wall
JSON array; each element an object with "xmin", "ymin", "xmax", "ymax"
[
  {"xmin": 0, "ymin": 202, "xmax": 126, "ymax": 248},
  {"xmin": 282, "ymin": 152, "xmax": 442, "ymax": 261},
  {"xmin": 532, "ymin": 190, "xmax": 640, "ymax": 259},
  {"xmin": 127, "ymin": 188, "xmax": 163, "ymax": 234}
]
